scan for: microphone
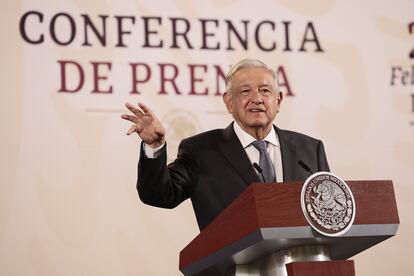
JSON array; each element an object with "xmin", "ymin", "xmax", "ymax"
[
  {"xmin": 298, "ymin": 160, "xmax": 314, "ymax": 175},
  {"xmin": 253, "ymin": 163, "xmax": 265, "ymax": 182}
]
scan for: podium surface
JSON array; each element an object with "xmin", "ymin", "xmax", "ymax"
[{"xmin": 179, "ymin": 180, "xmax": 399, "ymax": 275}]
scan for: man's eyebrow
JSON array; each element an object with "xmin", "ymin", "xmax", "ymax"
[{"xmin": 236, "ymin": 84, "xmax": 252, "ymax": 89}]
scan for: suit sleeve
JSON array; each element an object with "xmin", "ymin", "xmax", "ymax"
[
  {"xmin": 137, "ymin": 138, "xmax": 199, "ymax": 209},
  {"xmin": 316, "ymin": 140, "xmax": 330, "ymax": 172}
]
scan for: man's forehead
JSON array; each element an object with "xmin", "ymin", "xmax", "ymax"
[{"xmin": 233, "ymin": 77, "xmax": 275, "ymax": 88}]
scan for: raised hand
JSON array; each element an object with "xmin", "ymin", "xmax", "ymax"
[{"xmin": 121, "ymin": 102, "xmax": 165, "ymax": 148}]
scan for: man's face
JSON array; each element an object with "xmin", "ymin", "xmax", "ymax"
[{"xmin": 223, "ymin": 67, "xmax": 282, "ymax": 135}]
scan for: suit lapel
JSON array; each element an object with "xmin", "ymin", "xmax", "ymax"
[
  {"xmin": 276, "ymin": 127, "xmax": 297, "ymax": 182},
  {"xmin": 219, "ymin": 124, "xmax": 260, "ymax": 185}
]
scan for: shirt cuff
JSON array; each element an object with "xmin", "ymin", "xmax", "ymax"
[{"xmin": 143, "ymin": 142, "xmax": 165, "ymax": 158}]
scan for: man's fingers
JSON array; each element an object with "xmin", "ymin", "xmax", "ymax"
[
  {"xmin": 120, "ymin": 114, "xmax": 138, "ymax": 124},
  {"xmin": 125, "ymin": 102, "xmax": 144, "ymax": 117},
  {"xmin": 126, "ymin": 125, "xmax": 137, "ymax": 135},
  {"xmin": 138, "ymin": 102, "xmax": 155, "ymax": 116},
  {"xmin": 122, "ymin": 101, "xmax": 162, "ymax": 140}
]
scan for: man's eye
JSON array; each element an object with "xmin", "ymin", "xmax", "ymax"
[{"xmin": 240, "ymin": 90, "xmax": 250, "ymax": 95}]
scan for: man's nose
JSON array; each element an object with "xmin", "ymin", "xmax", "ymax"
[{"xmin": 250, "ymin": 89, "xmax": 263, "ymax": 104}]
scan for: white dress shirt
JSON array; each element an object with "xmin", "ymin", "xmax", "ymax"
[
  {"xmin": 143, "ymin": 142, "xmax": 164, "ymax": 158},
  {"xmin": 233, "ymin": 122, "xmax": 284, "ymax": 183}
]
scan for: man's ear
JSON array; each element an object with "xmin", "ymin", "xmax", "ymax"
[
  {"xmin": 223, "ymin": 92, "xmax": 233, "ymax": 114},
  {"xmin": 276, "ymin": 91, "xmax": 283, "ymax": 113},
  {"xmin": 277, "ymin": 91, "xmax": 283, "ymax": 104}
]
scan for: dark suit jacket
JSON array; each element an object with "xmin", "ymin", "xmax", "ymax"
[{"xmin": 137, "ymin": 123, "xmax": 330, "ymax": 230}]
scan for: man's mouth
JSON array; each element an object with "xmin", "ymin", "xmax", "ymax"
[{"xmin": 248, "ymin": 108, "xmax": 265, "ymax": 112}]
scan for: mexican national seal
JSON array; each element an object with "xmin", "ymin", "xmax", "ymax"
[{"xmin": 300, "ymin": 172, "xmax": 356, "ymax": 237}]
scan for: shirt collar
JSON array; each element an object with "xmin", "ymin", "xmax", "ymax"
[{"xmin": 233, "ymin": 121, "xmax": 279, "ymax": 148}]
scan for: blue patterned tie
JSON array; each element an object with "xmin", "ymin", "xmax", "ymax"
[{"xmin": 252, "ymin": 140, "xmax": 276, "ymax": 183}]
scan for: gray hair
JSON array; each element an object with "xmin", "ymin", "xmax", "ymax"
[{"xmin": 225, "ymin": 59, "xmax": 280, "ymax": 93}]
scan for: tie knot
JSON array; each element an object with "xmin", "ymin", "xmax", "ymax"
[{"xmin": 251, "ymin": 140, "xmax": 268, "ymax": 152}]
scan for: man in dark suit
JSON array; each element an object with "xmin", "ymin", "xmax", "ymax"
[{"xmin": 121, "ymin": 59, "xmax": 330, "ymax": 231}]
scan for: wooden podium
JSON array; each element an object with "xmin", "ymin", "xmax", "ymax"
[{"xmin": 179, "ymin": 180, "xmax": 399, "ymax": 275}]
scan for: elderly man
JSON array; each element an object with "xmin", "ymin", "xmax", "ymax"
[{"xmin": 121, "ymin": 59, "xmax": 330, "ymax": 231}]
